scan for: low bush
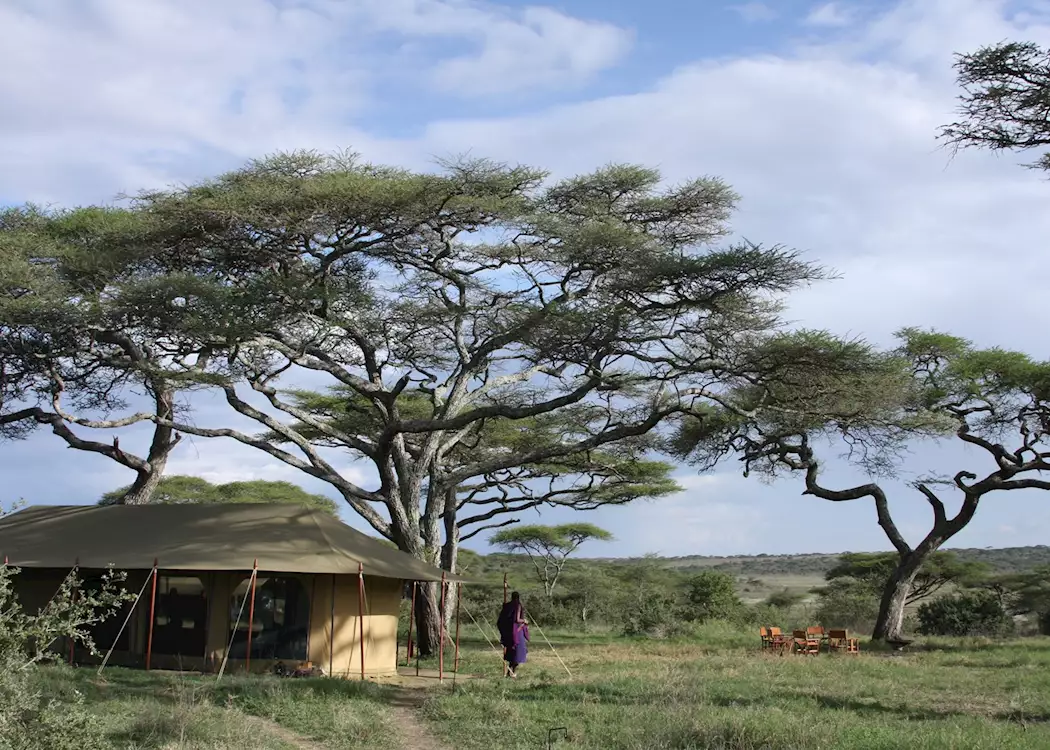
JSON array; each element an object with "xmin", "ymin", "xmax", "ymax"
[{"xmin": 917, "ymin": 590, "xmax": 1015, "ymax": 637}]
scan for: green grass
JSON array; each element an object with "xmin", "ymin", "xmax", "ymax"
[
  {"xmin": 34, "ymin": 666, "xmax": 398, "ymax": 749},
  {"xmin": 31, "ymin": 626, "xmax": 1050, "ymax": 749},
  {"xmin": 421, "ymin": 625, "xmax": 1050, "ymax": 750}
]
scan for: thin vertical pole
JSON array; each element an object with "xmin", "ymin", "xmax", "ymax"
[
  {"xmin": 145, "ymin": 560, "xmax": 158, "ymax": 671},
  {"xmin": 406, "ymin": 581, "xmax": 416, "ymax": 661},
  {"xmin": 439, "ymin": 572, "xmax": 447, "ymax": 683},
  {"xmin": 245, "ymin": 561, "xmax": 258, "ymax": 674},
  {"xmin": 503, "ymin": 573, "xmax": 508, "ymax": 604},
  {"xmin": 454, "ymin": 581, "xmax": 462, "ymax": 673},
  {"xmin": 357, "ymin": 562, "xmax": 366, "ymax": 681},
  {"xmin": 68, "ymin": 558, "xmax": 79, "ymax": 666},
  {"xmin": 329, "ymin": 575, "xmax": 335, "ymax": 677}
]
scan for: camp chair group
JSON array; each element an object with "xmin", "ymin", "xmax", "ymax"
[{"xmin": 759, "ymin": 626, "xmax": 859, "ymax": 655}]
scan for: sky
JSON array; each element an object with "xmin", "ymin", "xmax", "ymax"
[{"xmin": 3, "ymin": 0, "xmax": 1050, "ymax": 558}]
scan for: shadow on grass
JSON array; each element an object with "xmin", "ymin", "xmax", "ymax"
[
  {"xmin": 463, "ymin": 678, "xmax": 1050, "ymax": 728},
  {"xmin": 811, "ymin": 694, "xmax": 1050, "ymax": 725}
]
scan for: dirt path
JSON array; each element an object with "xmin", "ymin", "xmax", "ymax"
[{"xmin": 388, "ymin": 688, "xmax": 453, "ymax": 750}]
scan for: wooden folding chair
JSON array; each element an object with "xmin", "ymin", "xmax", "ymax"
[
  {"xmin": 827, "ymin": 629, "xmax": 860, "ymax": 654},
  {"xmin": 759, "ymin": 626, "xmax": 771, "ymax": 649},
  {"xmin": 767, "ymin": 627, "xmax": 791, "ymax": 655},
  {"xmin": 793, "ymin": 629, "xmax": 820, "ymax": 655}
]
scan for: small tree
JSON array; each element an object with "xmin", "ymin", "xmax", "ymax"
[
  {"xmin": 683, "ymin": 570, "xmax": 741, "ymax": 622},
  {"xmin": 813, "ymin": 578, "xmax": 880, "ymax": 633},
  {"xmin": 490, "ymin": 523, "xmax": 614, "ymax": 598},
  {"xmin": 825, "ymin": 551, "xmax": 988, "ymax": 606},
  {"xmin": 99, "ymin": 475, "xmax": 339, "ymax": 514}
]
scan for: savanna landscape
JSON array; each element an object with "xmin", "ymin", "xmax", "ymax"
[{"xmin": 4, "ymin": 4, "xmax": 1050, "ymax": 749}]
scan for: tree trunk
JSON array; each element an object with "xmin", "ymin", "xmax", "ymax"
[
  {"xmin": 116, "ymin": 384, "xmax": 177, "ymax": 505},
  {"xmin": 872, "ymin": 549, "xmax": 929, "ymax": 641},
  {"xmin": 440, "ymin": 494, "xmax": 459, "ymax": 634},
  {"xmin": 414, "ymin": 580, "xmax": 442, "ymax": 659},
  {"xmin": 120, "ymin": 462, "xmax": 167, "ymax": 505}
]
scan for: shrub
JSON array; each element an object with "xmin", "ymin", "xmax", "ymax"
[
  {"xmin": 813, "ymin": 577, "xmax": 879, "ymax": 634},
  {"xmin": 620, "ymin": 589, "xmax": 683, "ymax": 638},
  {"xmin": 765, "ymin": 588, "xmax": 805, "ymax": 610},
  {"xmin": 683, "ymin": 571, "xmax": 742, "ymax": 623},
  {"xmin": 0, "ymin": 563, "xmax": 132, "ymax": 749},
  {"xmin": 917, "ymin": 590, "xmax": 1015, "ymax": 637}
]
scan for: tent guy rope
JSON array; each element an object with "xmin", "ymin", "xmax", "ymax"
[
  {"xmin": 217, "ymin": 565, "xmax": 257, "ymax": 682},
  {"xmin": 97, "ymin": 564, "xmax": 155, "ymax": 676}
]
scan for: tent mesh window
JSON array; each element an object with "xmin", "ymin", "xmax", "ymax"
[
  {"xmin": 228, "ymin": 576, "xmax": 310, "ymax": 662},
  {"xmin": 152, "ymin": 576, "xmax": 208, "ymax": 658}
]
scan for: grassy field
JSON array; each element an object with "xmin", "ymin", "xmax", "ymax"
[
  {"xmin": 34, "ymin": 626, "xmax": 1050, "ymax": 749},
  {"xmin": 423, "ymin": 625, "xmax": 1050, "ymax": 750},
  {"xmin": 36, "ymin": 666, "xmax": 399, "ymax": 749}
]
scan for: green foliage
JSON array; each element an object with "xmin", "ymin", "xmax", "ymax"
[
  {"xmin": 99, "ymin": 475, "xmax": 338, "ymax": 515},
  {"xmin": 917, "ymin": 590, "xmax": 1015, "ymax": 638},
  {"xmin": 764, "ymin": 588, "xmax": 806, "ymax": 609},
  {"xmin": 489, "ymin": 523, "xmax": 614, "ymax": 598},
  {"xmin": 826, "ymin": 551, "xmax": 988, "ymax": 604},
  {"xmin": 0, "ymin": 564, "xmax": 132, "ymax": 749},
  {"xmin": 940, "ymin": 41, "xmax": 1050, "ymax": 171},
  {"xmin": 683, "ymin": 570, "xmax": 742, "ymax": 623},
  {"xmin": 813, "ymin": 578, "xmax": 880, "ymax": 634}
]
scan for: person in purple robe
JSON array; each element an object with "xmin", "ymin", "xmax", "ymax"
[{"xmin": 497, "ymin": 591, "xmax": 529, "ymax": 678}]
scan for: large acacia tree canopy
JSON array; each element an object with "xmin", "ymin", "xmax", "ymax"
[{"xmin": 3, "ymin": 151, "xmax": 827, "ymax": 551}]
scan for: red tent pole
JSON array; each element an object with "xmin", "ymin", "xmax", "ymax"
[
  {"xmin": 357, "ymin": 562, "xmax": 366, "ymax": 681},
  {"xmin": 245, "ymin": 561, "xmax": 258, "ymax": 674},
  {"xmin": 454, "ymin": 580, "xmax": 462, "ymax": 673},
  {"xmin": 406, "ymin": 581, "xmax": 416, "ymax": 661},
  {"xmin": 439, "ymin": 572, "xmax": 447, "ymax": 682},
  {"xmin": 503, "ymin": 573, "xmax": 508, "ymax": 604},
  {"xmin": 145, "ymin": 560, "xmax": 158, "ymax": 671}
]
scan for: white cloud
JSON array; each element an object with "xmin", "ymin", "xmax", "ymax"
[
  {"xmin": 804, "ymin": 2, "xmax": 854, "ymax": 27},
  {"xmin": 405, "ymin": 0, "xmax": 1050, "ymax": 348},
  {"xmin": 0, "ymin": 0, "xmax": 632, "ymax": 204},
  {"xmin": 730, "ymin": 2, "xmax": 779, "ymax": 23},
  {"xmin": 376, "ymin": 3, "xmax": 635, "ymax": 95}
]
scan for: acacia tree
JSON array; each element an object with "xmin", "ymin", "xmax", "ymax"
[
  {"xmin": 824, "ymin": 551, "xmax": 988, "ymax": 606},
  {"xmin": 257, "ymin": 386, "xmax": 677, "ymax": 581},
  {"xmin": 490, "ymin": 522, "xmax": 614, "ymax": 598},
  {"xmin": 73, "ymin": 151, "xmax": 822, "ymax": 655},
  {"xmin": 98, "ymin": 475, "xmax": 340, "ymax": 514},
  {"xmin": 940, "ymin": 41, "xmax": 1050, "ymax": 170},
  {"xmin": 0, "ymin": 207, "xmax": 186, "ymax": 503},
  {"xmin": 672, "ymin": 329, "xmax": 1050, "ymax": 641}
]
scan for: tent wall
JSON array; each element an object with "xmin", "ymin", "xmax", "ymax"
[
  {"xmin": 10, "ymin": 568, "xmax": 403, "ymax": 677},
  {"xmin": 309, "ymin": 573, "xmax": 400, "ymax": 677}
]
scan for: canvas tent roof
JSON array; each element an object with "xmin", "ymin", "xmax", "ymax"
[{"xmin": 0, "ymin": 504, "xmax": 458, "ymax": 581}]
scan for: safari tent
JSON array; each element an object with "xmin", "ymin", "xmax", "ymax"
[{"xmin": 0, "ymin": 503, "xmax": 453, "ymax": 677}]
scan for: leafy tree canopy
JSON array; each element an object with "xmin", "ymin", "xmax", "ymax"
[{"xmin": 98, "ymin": 475, "xmax": 338, "ymax": 515}]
